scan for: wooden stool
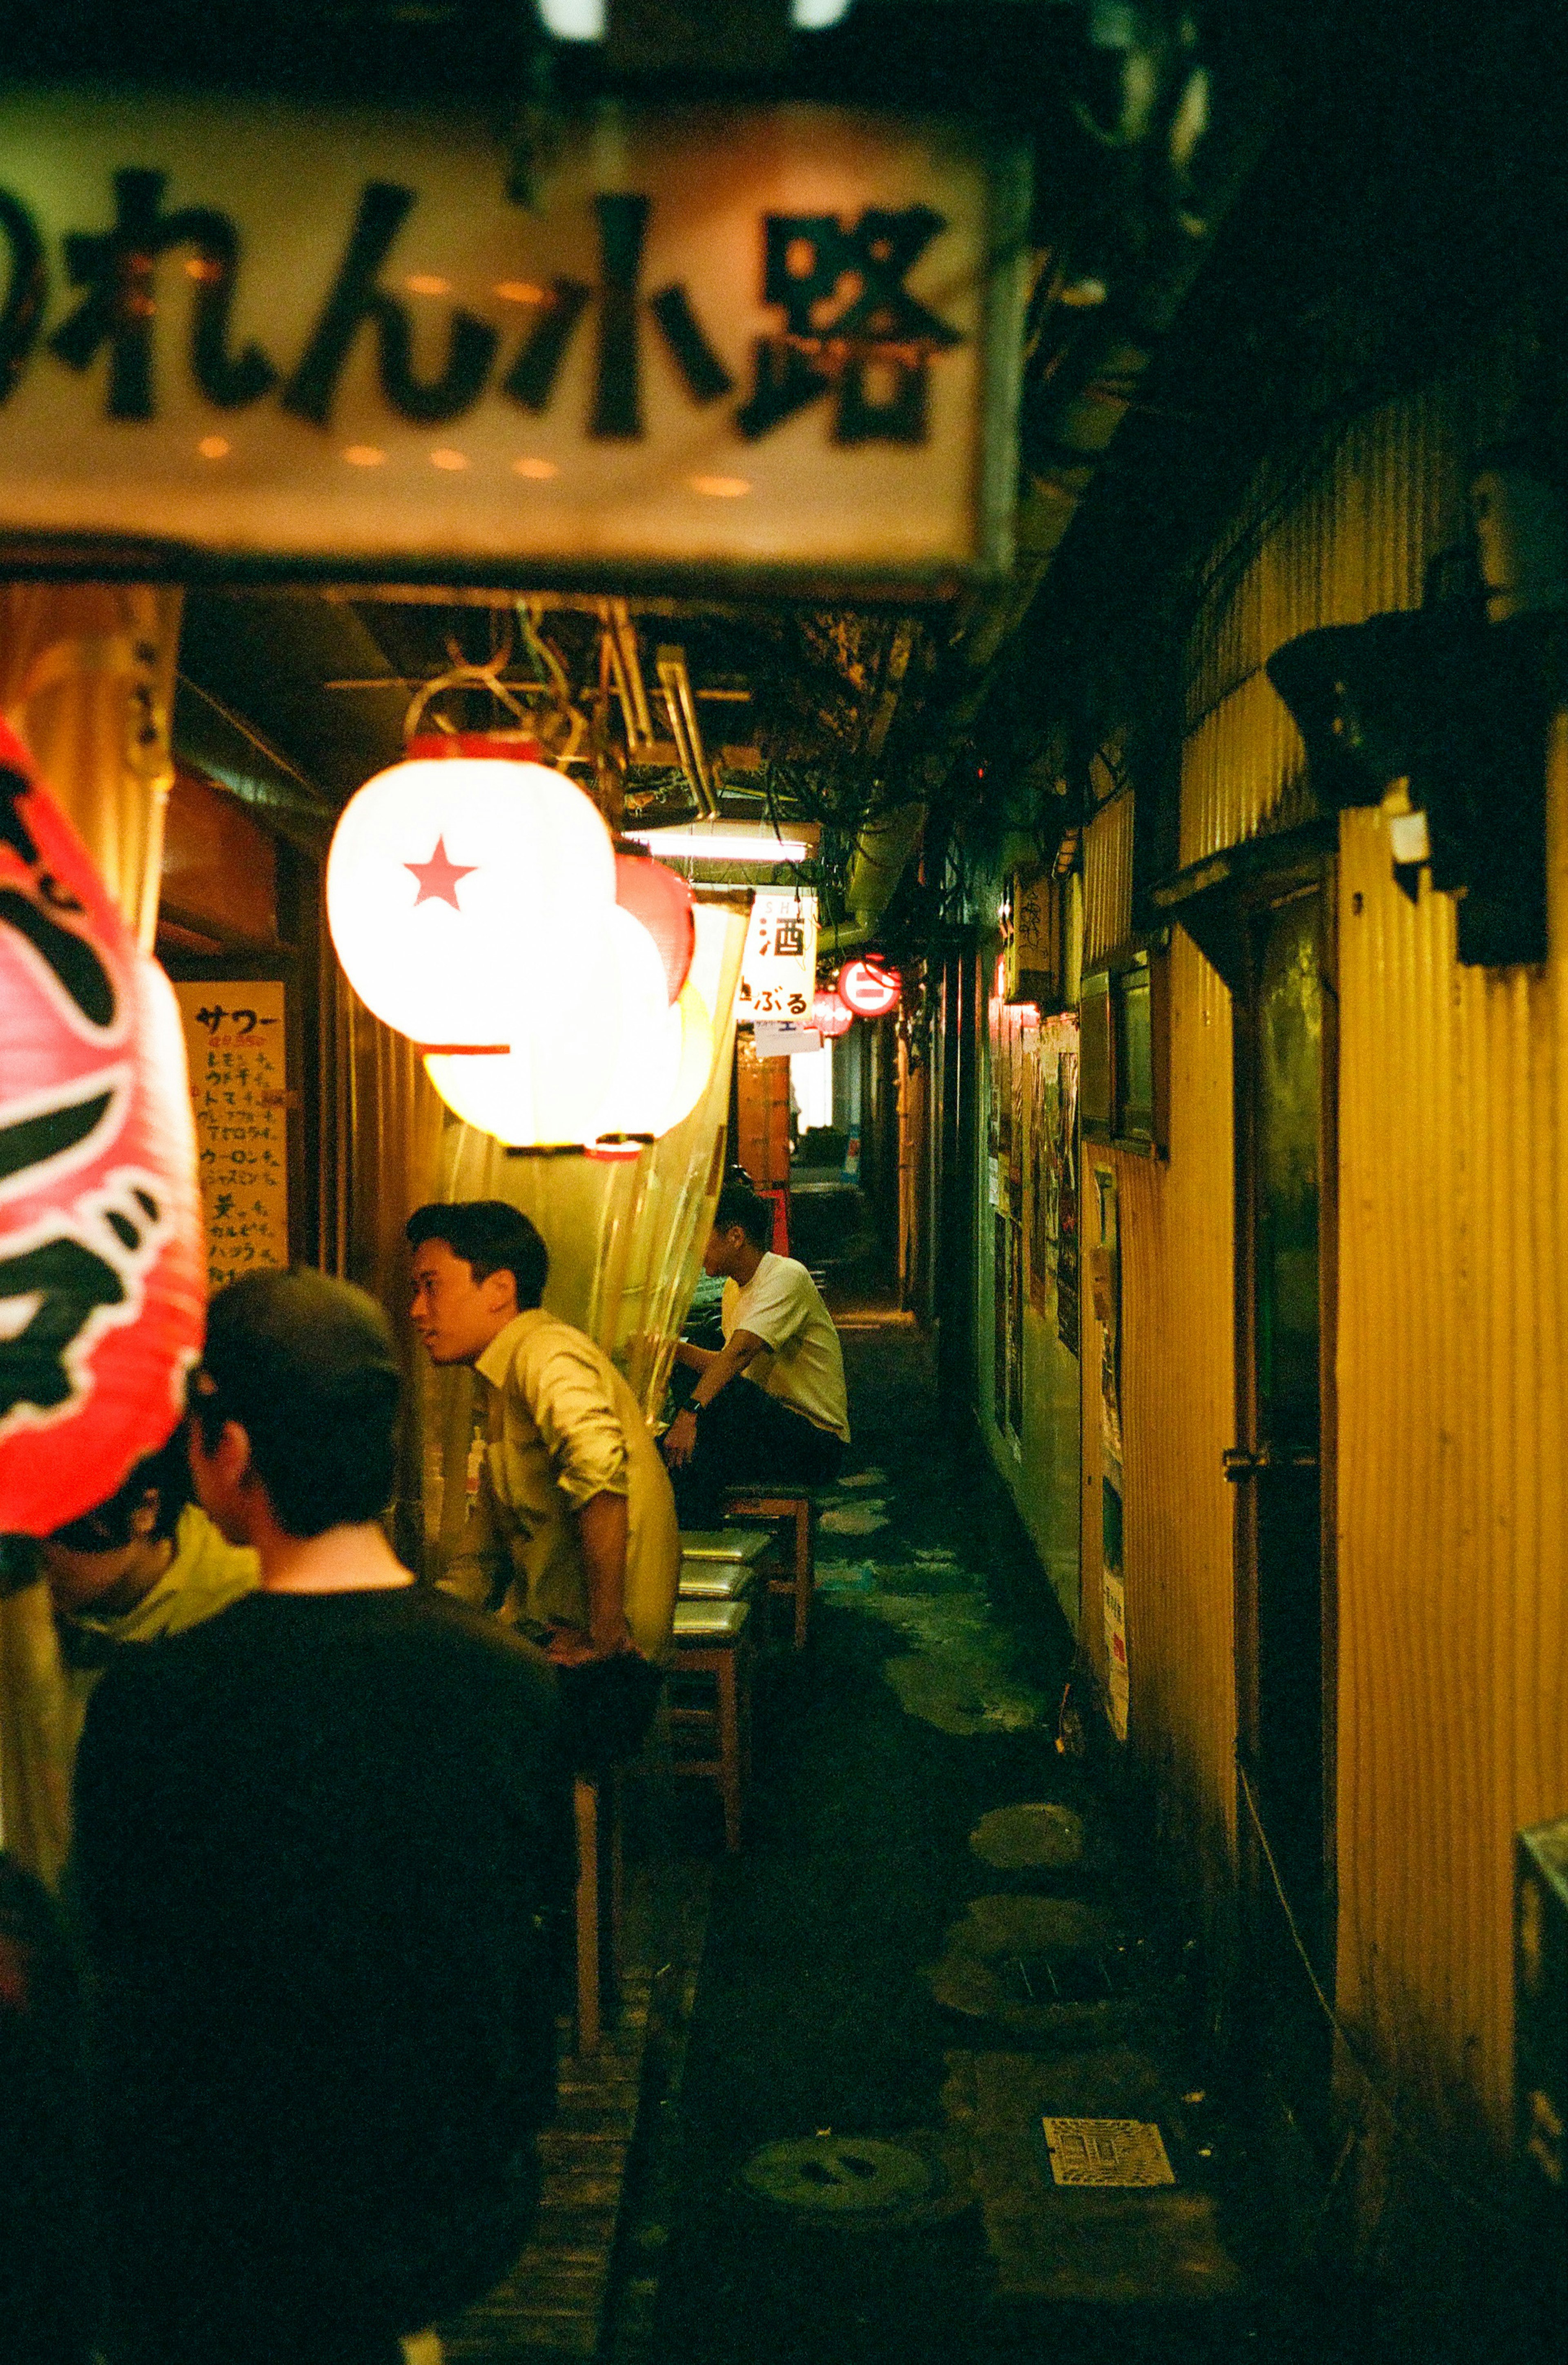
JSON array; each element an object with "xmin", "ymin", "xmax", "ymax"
[
  {"xmin": 667, "ymin": 1598, "xmax": 753, "ymax": 1851},
  {"xmin": 721, "ymin": 1490, "xmax": 818, "ymax": 1650},
  {"xmin": 572, "ymin": 1770, "xmax": 622, "ymax": 2056}
]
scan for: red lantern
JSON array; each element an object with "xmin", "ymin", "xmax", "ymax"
[
  {"xmin": 837, "ymin": 957, "xmax": 902, "ymax": 1019},
  {"xmin": 813, "ymin": 987, "xmax": 853, "ymax": 1039},
  {"xmin": 614, "ymin": 842, "xmax": 695, "ymax": 1004},
  {"xmin": 0, "ymin": 721, "xmax": 204, "ymax": 1537}
]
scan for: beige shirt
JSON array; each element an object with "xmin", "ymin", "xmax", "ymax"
[
  {"xmin": 722, "ymin": 1253, "xmax": 850, "ymax": 1442},
  {"xmin": 443, "ymin": 1308, "xmax": 678, "ymax": 1660}
]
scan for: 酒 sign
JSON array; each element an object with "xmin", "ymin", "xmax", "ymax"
[{"xmin": 739, "ymin": 889, "xmax": 817, "ymax": 1028}]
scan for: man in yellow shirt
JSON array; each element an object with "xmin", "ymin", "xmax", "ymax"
[{"xmin": 408, "ymin": 1200, "xmax": 677, "ymax": 1765}]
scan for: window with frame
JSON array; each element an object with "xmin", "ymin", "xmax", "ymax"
[{"xmin": 1079, "ymin": 950, "xmax": 1165, "ymax": 1153}]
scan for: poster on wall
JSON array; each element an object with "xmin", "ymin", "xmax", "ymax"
[
  {"xmin": 1091, "ymin": 1162, "xmax": 1127, "ymax": 1741},
  {"xmin": 174, "ymin": 982, "xmax": 290, "ymax": 1292},
  {"xmin": 993, "ymin": 1211, "xmax": 1009, "ymax": 1431},
  {"xmin": 1017, "ymin": 1012, "xmax": 1031, "ymax": 1220},
  {"xmin": 1056, "ymin": 1048, "xmax": 1080, "ymax": 1354},
  {"xmin": 1027, "ymin": 1043, "xmax": 1054, "ymax": 1314},
  {"xmin": 1005, "ymin": 1214, "xmax": 1025, "ymax": 1447},
  {"xmin": 994, "ymin": 998, "xmax": 1012, "ymax": 1173},
  {"xmin": 1102, "ymin": 1471, "xmax": 1129, "ymax": 1743},
  {"xmin": 1090, "ymin": 1165, "xmax": 1121, "ymax": 1466}
]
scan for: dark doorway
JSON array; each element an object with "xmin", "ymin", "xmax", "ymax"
[{"xmin": 1229, "ymin": 877, "xmax": 1338, "ymax": 2144}]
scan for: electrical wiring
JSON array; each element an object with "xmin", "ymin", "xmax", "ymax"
[{"xmin": 1234, "ymin": 1757, "xmax": 1517, "ymax": 2234}]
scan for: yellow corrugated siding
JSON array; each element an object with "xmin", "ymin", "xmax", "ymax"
[
  {"xmin": 1182, "ymin": 390, "xmax": 1456, "ymax": 864},
  {"xmin": 1148, "ymin": 343, "xmax": 1568, "ymax": 2177},
  {"xmin": 1082, "ymin": 791, "xmax": 1134, "ymax": 970},
  {"xmin": 1336, "ymin": 768, "xmax": 1568, "ymax": 2148},
  {"xmin": 1080, "ymin": 928, "xmax": 1238, "ymax": 1906}
]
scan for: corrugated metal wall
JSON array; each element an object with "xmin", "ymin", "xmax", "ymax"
[
  {"xmin": 1082, "ymin": 789, "xmax": 1135, "ymax": 970},
  {"xmin": 1135, "ymin": 348, "xmax": 1568, "ymax": 2185},
  {"xmin": 1336, "ymin": 770, "xmax": 1568, "ymax": 2154},
  {"xmin": 1184, "ymin": 387, "xmax": 1463, "ymax": 864}
]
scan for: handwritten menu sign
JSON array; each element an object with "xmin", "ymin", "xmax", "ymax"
[{"xmin": 173, "ymin": 982, "xmax": 290, "ymax": 1291}]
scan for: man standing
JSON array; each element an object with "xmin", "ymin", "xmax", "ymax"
[
  {"xmin": 663, "ymin": 1173, "xmax": 849, "ymax": 1530},
  {"xmin": 73, "ymin": 1271, "xmax": 563, "ymax": 2365},
  {"xmin": 407, "ymin": 1200, "xmax": 677, "ymax": 1763}
]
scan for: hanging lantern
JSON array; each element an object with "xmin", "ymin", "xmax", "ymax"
[
  {"xmin": 837, "ymin": 956, "xmax": 902, "ymax": 1019},
  {"xmin": 425, "ymin": 905, "xmax": 675, "ymax": 1148},
  {"xmin": 427, "ymin": 945, "xmax": 715, "ymax": 1154},
  {"xmin": 590, "ymin": 978, "xmax": 713, "ymax": 1147},
  {"xmin": 0, "ymin": 720, "xmax": 204, "ymax": 1537},
  {"xmin": 326, "ymin": 734, "xmax": 617, "ymax": 1048},
  {"xmin": 813, "ymin": 987, "xmax": 853, "ymax": 1039},
  {"xmin": 584, "ymin": 906, "xmax": 687, "ymax": 1138},
  {"xmin": 614, "ymin": 842, "xmax": 695, "ymax": 1004}
]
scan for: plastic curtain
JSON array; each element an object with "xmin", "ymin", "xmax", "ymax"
[
  {"xmin": 320, "ymin": 920, "xmax": 451, "ymax": 1574},
  {"xmin": 0, "ymin": 584, "xmax": 182, "ymax": 951},
  {"xmin": 424, "ymin": 899, "xmax": 747, "ymax": 1578}
]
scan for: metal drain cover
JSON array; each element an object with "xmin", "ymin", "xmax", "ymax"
[{"xmin": 738, "ymin": 2134, "xmax": 941, "ymax": 2222}]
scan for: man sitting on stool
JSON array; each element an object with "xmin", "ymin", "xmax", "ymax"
[{"xmin": 664, "ymin": 1174, "xmax": 849, "ymax": 1531}]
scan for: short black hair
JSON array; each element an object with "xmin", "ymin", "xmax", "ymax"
[
  {"xmin": 192, "ymin": 1271, "xmax": 401, "ymax": 1539},
  {"xmin": 405, "ymin": 1200, "xmax": 549, "ymax": 1312},
  {"xmin": 47, "ymin": 1425, "xmax": 193, "ymax": 1552},
  {"xmin": 713, "ymin": 1175, "xmax": 772, "ymax": 1251}
]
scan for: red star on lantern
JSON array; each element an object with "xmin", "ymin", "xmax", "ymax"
[{"xmin": 405, "ymin": 836, "xmax": 477, "ymax": 909}]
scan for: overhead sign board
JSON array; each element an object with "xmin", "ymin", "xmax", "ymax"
[
  {"xmin": 739, "ymin": 889, "xmax": 817, "ymax": 1027},
  {"xmin": 0, "ymin": 89, "xmax": 1027, "ymax": 589}
]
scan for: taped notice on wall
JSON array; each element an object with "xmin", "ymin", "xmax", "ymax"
[{"xmin": 1042, "ymin": 2118, "xmax": 1175, "ymax": 2188}]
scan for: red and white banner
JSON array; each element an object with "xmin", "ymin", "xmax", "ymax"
[{"xmin": 0, "ymin": 719, "xmax": 205, "ymax": 1535}]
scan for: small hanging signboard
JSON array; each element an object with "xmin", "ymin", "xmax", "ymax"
[
  {"xmin": 0, "ymin": 89, "xmax": 1027, "ymax": 590},
  {"xmin": 738, "ymin": 888, "xmax": 817, "ymax": 1031},
  {"xmin": 172, "ymin": 982, "xmax": 290, "ymax": 1291}
]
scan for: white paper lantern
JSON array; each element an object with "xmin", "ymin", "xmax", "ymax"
[
  {"xmin": 425, "ymin": 922, "xmax": 717, "ymax": 1150},
  {"xmin": 425, "ymin": 906, "xmax": 667, "ymax": 1147},
  {"xmin": 589, "ymin": 907, "xmax": 686, "ymax": 1139},
  {"xmin": 326, "ymin": 747, "xmax": 617, "ymax": 1047}
]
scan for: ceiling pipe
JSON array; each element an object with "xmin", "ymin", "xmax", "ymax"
[
  {"xmin": 657, "ymin": 644, "xmax": 719, "ymax": 817},
  {"xmin": 843, "ymin": 801, "xmax": 926, "ymax": 928},
  {"xmin": 610, "ymin": 597, "xmax": 655, "ymax": 748}
]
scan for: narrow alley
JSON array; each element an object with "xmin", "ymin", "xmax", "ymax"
[
  {"xmin": 2, "ymin": 8, "xmax": 1566, "ymax": 2360},
  {"xmin": 472, "ymin": 1320, "xmax": 1554, "ymax": 2365}
]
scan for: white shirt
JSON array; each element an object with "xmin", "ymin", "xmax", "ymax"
[{"xmin": 722, "ymin": 1253, "xmax": 850, "ymax": 1443}]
